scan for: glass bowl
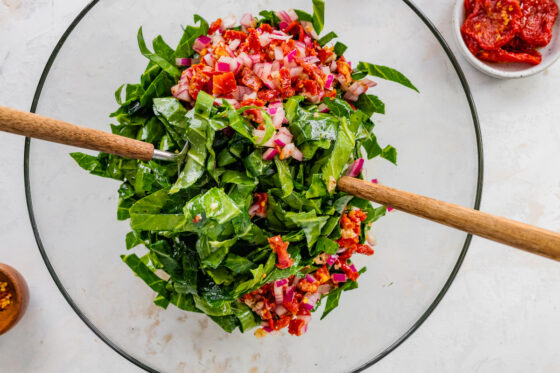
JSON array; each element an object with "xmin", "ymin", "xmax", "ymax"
[{"xmin": 24, "ymin": 0, "xmax": 483, "ymax": 372}]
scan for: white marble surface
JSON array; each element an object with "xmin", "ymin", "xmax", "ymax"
[{"xmin": 0, "ymin": 1, "xmax": 559, "ymax": 372}]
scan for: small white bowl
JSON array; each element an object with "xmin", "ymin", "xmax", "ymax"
[{"xmin": 453, "ymin": 0, "xmax": 560, "ymax": 79}]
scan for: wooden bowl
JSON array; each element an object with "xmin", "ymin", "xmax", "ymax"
[{"xmin": 0, "ymin": 263, "xmax": 29, "ymax": 335}]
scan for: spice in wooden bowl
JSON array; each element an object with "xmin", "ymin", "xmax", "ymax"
[{"xmin": 0, "ymin": 263, "xmax": 29, "ymax": 335}]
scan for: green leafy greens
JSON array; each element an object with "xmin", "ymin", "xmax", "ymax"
[{"xmin": 70, "ymin": 2, "xmax": 416, "ymax": 334}]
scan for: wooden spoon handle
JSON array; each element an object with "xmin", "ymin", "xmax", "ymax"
[
  {"xmin": 0, "ymin": 106, "xmax": 154, "ymax": 161},
  {"xmin": 338, "ymin": 176, "xmax": 560, "ymax": 261}
]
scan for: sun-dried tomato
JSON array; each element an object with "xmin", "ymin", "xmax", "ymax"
[
  {"xmin": 282, "ymin": 299, "xmax": 299, "ymax": 314},
  {"xmin": 465, "ymin": 0, "xmax": 477, "ymax": 15},
  {"xmin": 356, "ymin": 244, "xmax": 374, "ymax": 256},
  {"xmin": 340, "ymin": 262, "xmax": 360, "ymax": 281},
  {"xmin": 278, "ymin": 67, "xmax": 295, "ymax": 98},
  {"xmin": 519, "ymin": 0, "xmax": 559, "ymax": 47},
  {"xmin": 209, "ymin": 18, "xmax": 223, "ymax": 35},
  {"xmin": 259, "ymin": 23, "xmax": 274, "ymax": 33},
  {"xmin": 318, "ymin": 47, "xmax": 334, "ymax": 63},
  {"xmin": 297, "ymin": 279, "xmax": 319, "ymax": 293},
  {"xmin": 223, "ymin": 29, "xmax": 248, "ymax": 43},
  {"xmin": 268, "ymin": 236, "xmax": 294, "ymax": 269},
  {"xmin": 250, "ymin": 193, "xmax": 268, "ymax": 218},
  {"xmin": 240, "ymin": 67, "xmax": 263, "ymax": 91},
  {"xmin": 212, "ymin": 72, "xmax": 238, "ymax": 95},
  {"xmin": 337, "ymin": 57, "xmax": 353, "ymax": 83},
  {"xmin": 239, "ymin": 98, "xmax": 265, "ymax": 107},
  {"xmin": 462, "ymin": 30, "xmax": 543, "ymax": 65},
  {"xmin": 285, "ymin": 21, "xmax": 305, "ymax": 40},
  {"xmin": 478, "ymin": 44, "xmax": 543, "ymax": 64},
  {"xmin": 348, "ymin": 209, "xmax": 368, "ymax": 223},
  {"xmin": 462, "ymin": 0, "xmax": 523, "ymax": 50},
  {"xmin": 314, "ymin": 265, "xmax": 331, "ymax": 284},
  {"xmin": 243, "ymin": 108, "xmax": 263, "ymax": 123},
  {"xmin": 257, "ymin": 89, "xmax": 281, "ymax": 102},
  {"xmin": 188, "ymin": 72, "xmax": 211, "ymax": 100},
  {"xmin": 246, "ymin": 29, "xmax": 262, "ymax": 52},
  {"xmin": 288, "ymin": 318, "xmax": 306, "ymax": 336},
  {"xmin": 296, "ymin": 79, "xmax": 320, "ymax": 96},
  {"xmin": 275, "ymin": 316, "xmax": 292, "ymax": 330}
]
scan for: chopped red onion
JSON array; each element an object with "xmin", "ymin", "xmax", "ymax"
[
  {"xmin": 229, "ymin": 38, "xmax": 241, "ymax": 51},
  {"xmin": 259, "ymin": 33, "xmax": 271, "ymax": 47},
  {"xmin": 317, "ymin": 103, "xmax": 330, "ymax": 113},
  {"xmin": 284, "ymin": 286, "xmax": 295, "ymax": 302},
  {"xmin": 273, "ymin": 281, "xmax": 284, "ymax": 304},
  {"xmin": 371, "ymin": 179, "xmax": 378, "ymax": 184},
  {"xmin": 275, "ymin": 305, "xmax": 288, "ymax": 316},
  {"xmin": 175, "ymin": 58, "xmax": 192, "ymax": 66},
  {"xmin": 249, "ymin": 54, "xmax": 261, "ymax": 64},
  {"xmin": 280, "ymin": 143, "xmax": 295, "ymax": 160},
  {"xmin": 277, "ymin": 127, "xmax": 292, "ymax": 137},
  {"xmin": 274, "ymin": 46, "xmax": 284, "ymax": 61},
  {"xmin": 289, "ymin": 66, "xmax": 304, "ymax": 78},
  {"xmin": 272, "ymin": 108, "xmax": 285, "ymax": 129},
  {"xmin": 302, "ymin": 293, "xmax": 320, "ymax": 310},
  {"xmin": 387, "ymin": 206, "xmax": 394, "ymax": 212},
  {"xmin": 267, "ymin": 107, "xmax": 278, "ymax": 115},
  {"xmin": 248, "ymin": 202, "xmax": 261, "ymax": 217},
  {"xmin": 271, "ymin": 60, "xmax": 280, "ymax": 72},
  {"xmin": 275, "ymin": 279, "xmax": 288, "ymax": 287},
  {"xmin": 347, "ymin": 82, "xmax": 367, "ymax": 96},
  {"xmin": 291, "ymin": 148, "xmax": 303, "ymax": 161},
  {"xmin": 337, "ymin": 247, "xmax": 347, "ymax": 254},
  {"xmin": 217, "ymin": 61, "xmax": 231, "ymax": 72},
  {"xmin": 203, "ymin": 54, "xmax": 214, "ymax": 66},
  {"xmin": 345, "ymin": 158, "xmax": 364, "ymax": 177},
  {"xmin": 278, "ymin": 21, "xmax": 289, "ymax": 29},
  {"xmin": 349, "ymin": 264, "xmax": 357, "ymax": 273},
  {"xmin": 193, "ymin": 35, "xmax": 212, "ymax": 53},
  {"xmin": 366, "ymin": 230, "xmax": 376, "ymax": 246},
  {"xmin": 292, "ymin": 276, "xmax": 301, "ymax": 287},
  {"xmin": 332, "ymin": 273, "xmax": 347, "ymax": 283},
  {"xmin": 326, "ymin": 255, "xmax": 338, "ymax": 266},
  {"xmin": 324, "ymin": 74, "xmax": 335, "ymax": 90},
  {"xmin": 275, "ymin": 10, "xmax": 292, "ymax": 24},
  {"xmin": 287, "ymin": 9, "xmax": 298, "ymax": 21},
  {"xmin": 263, "ymin": 326, "xmax": 273, "ymax": 333},
  {"xmin": 262, "ymin": 148, "xmax": 278, "ymax": 161},
  {"xmin": 286, "ymin": 49, "xmax": 297, "ymax": 62},
  {"xmin": 274, "ymin": 132, "xmax": 291, "ymax": 147},
  {"xmin": 305, "ymin": 274, "xmax": 316, "ymax": 283},
  {"xmin": 237, "ymin": 52, "xmax": 253, "ymax": 67},
  {"xmin": 317, "ymin": 284, "xmax": 331, "ymax": 295},
  {"xmin": 270, "ymin": 30, "xmax": 292, "ymax": 40},
  {"xmin": 303, "ymin": 56, "xmax": 320, "ymax": 64},
  {"xmin": 240, "ymin": 13, "xmax": 256, "ymax": 29},
  {"xmin": 360, "ymin": 78, "xmax": 377, "ymax": 88},
  {"xmin": 222, "ymin": 14, "xmax": 236, "ymax": 29}
]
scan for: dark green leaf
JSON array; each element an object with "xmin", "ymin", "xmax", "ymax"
[{"xmin": 356, "ymin": 62, "xmax": 419, "ymax": 92}]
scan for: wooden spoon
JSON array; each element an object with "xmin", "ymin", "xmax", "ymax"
[
  {"xmin": 1, "ymin": 106, "xmax": 559, "ymax": 261},
  {"xmin": 338, "ymin": 177, "xmax": 560, "ymax": 261}
]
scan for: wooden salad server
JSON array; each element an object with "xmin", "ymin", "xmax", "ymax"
[{"xmin": 1, "ymin": 105, "xmax": 559, "ymax": 261}]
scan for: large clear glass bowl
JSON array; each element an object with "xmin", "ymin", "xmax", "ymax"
[{"xmin": 24, "ymin": 0, "xmax": 482, "ymax": 372}]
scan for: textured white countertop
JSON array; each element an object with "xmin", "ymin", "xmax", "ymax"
[{"xmin": 1, "ymin": 0, "xmax": 559, "ymax": 372}]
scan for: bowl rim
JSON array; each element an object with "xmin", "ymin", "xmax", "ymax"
[
  {"xmin": 22, "ymin": 1, "xmax": 484, "ymax": 372},
  {"xmin": 453, "ymin": 0, "xmax": 560, "ymax": 79}
]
